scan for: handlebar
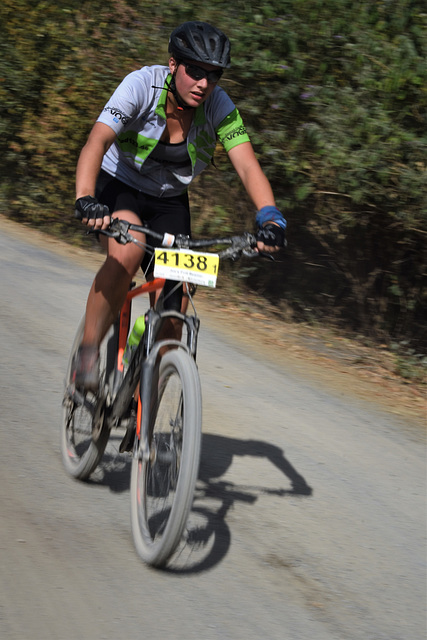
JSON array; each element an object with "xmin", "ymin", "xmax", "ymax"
[{"xmin": 95, "ymin": 218, "xmax": 259, "ymax": 261}]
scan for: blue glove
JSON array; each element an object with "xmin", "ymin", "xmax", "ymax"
[
  {"xmin": 256, "ymin": 206, "xmax": 286, "ymax": 247},
  {"xmin": 256, "ymin": 205, "xmax": 287, "ymax": 231}
]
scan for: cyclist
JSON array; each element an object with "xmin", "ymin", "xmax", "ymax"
[{"xmin": 74, "ymin": 20, "xmax": 286, "ymax": 391}]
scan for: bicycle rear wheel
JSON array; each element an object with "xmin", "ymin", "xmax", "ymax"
[
  {"xmin": 130, "ymin": 349, "xmax": 202, "ymax": 567},
  {"xmin": 60, "ymin": 317, "xmax": 112, "ymax": 480}
]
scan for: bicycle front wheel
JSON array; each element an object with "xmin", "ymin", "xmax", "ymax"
[
  {"xmin": 130, "ymin": 349, "xmax": 202, "ymax": 567},
  {"xmin": 60, "ymin": 317, "xmax": 112, "ymax": 480}
]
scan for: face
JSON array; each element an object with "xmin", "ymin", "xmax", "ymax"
[{"xmin": 169, "ymin": 57, "xmax": 221, "ymax": 108}]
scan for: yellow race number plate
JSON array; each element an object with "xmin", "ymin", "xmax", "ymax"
[{"xmin": 154, "ymin": 249, "xmax": 220, "ymax": 288}]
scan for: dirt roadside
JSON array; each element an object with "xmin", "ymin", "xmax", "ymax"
[{"xmin": 2, "ymin": 214, "xmax": 425, "ymax": 429}]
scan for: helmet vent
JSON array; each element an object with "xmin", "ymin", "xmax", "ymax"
[{"xmin": 169, "ymin": 21, "xmax": 231, "ymax": 68}]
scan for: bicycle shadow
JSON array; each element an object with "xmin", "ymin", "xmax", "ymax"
[
  {"xmin": 87, "ymin": 432, "xmax": 312, "ymax": 574},
  {"xmin": 166, "ymin": 433, "xmax": 312, "ymax": 574}
]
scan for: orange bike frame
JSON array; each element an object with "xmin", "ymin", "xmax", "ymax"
[
  {"xmin": 116, "ymin": 278, "xmax": 165, "ymax": 374},
  {"xmin": 116, "ymin": 278, "xmax": 165, "ymax": 439}
]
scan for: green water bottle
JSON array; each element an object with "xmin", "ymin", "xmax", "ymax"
[{"xmin": 123, "ymin": 315, "xmax": 145, "ymax": 367}]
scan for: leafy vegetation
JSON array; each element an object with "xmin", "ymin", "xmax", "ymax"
[{"xmin": 1, "ymin": 0, "xmax": 426, "ymax": 354}]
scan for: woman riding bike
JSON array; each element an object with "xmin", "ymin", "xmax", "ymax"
[{"xmin": 73, "ymin": 20, "xmax": 286, "ymax": 391}]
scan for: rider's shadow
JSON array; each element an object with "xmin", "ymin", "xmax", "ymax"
[
  {"xmin": 91, "ymin": 432, "xmax": 312, "ymax": 573},
  {"xmin": 167, "ymin": 433, "xmax": 312, "ymax": 574},
  {"xmin": 199, "ymin": 433, "xmax": 312, "ymax": 496}
]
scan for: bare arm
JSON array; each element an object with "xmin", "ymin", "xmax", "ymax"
[
  {"xmin": 76, "ymin": 122, "xmax": 117, "ymax": 198},
  {"xmin": 75, "ymin": 122, "xmax": 117, "ymax": 228},
  {"xmin": 228, "ymin": 141, "xmax": 276, "ymax": 210},
  {"xmin": 228, "ymin": 142, "xmax": 283, "ymax": 252}
]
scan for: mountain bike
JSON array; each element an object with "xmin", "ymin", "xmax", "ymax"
[{"xmin": 61, "ymin": 218, "xmax": 257, "ymax": 567}]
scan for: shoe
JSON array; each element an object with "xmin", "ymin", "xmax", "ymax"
[{"xmin": 72, "ymin": 345, "xmax": 99, "ymax": 392}]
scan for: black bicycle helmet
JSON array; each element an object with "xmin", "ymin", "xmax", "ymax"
[{"xmin": 169, "ymin": 21, "xmax": 231, "ymax": 68}]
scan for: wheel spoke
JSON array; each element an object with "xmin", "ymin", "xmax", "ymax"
[
  {"xmin": 130, "ymin": 349, "xmax": 202, "ymax": 567},
  {"xmin": 60, "ymin": 317, "xmax": 112, "ymax": 480}
]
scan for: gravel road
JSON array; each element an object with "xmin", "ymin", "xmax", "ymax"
[{"xmin": 0, "ymin": 224, "xmax": 425, "ymax": 640}]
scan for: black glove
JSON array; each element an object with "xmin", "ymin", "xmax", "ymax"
[
  {"xmin": 75, "ymin": 196, "xmax": 110, "ymax": 221},
  {"xmin": 256, "ymin": 223, "xmax": 286, "ymax": 248}
]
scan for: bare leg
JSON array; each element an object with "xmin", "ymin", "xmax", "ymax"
[{"xmin": 81, "ymin": 210, "xmax": 146, "ymax": 347}]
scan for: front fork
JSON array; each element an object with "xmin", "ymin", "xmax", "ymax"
[{"xmin": 134, "ymin": 308, "xmax": 200, "ymax": 463}]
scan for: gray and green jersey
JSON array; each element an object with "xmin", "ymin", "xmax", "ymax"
[{"xmin": 97, "ymin": 65, "xmax": 250, "ymax": 198}]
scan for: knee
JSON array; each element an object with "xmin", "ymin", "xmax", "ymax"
[{"xmin": 107, "ymin": 244, "xmax": 144, "ymax": 278}]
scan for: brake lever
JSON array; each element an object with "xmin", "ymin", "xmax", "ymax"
[
  {"xmin": 242, "ymin": 248, "xmax": 259, "ymax": 259},
  {"xmin": 257, "ymin": 250, "xmax": 276, "ymax": 261},
  {"xmin": 86, "ymin": 218, "xmax": 130, "ymax": 244}
]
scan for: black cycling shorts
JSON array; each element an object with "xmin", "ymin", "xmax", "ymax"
[{"xmin": 95, "ymin": 169, "xmax": 191, "ymax": 275}]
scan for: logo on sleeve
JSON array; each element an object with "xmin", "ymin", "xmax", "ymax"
[
  {"xmin": 103, "ymin": 106, "xmax": 130, "ymax": 126},
  {"xmin": 221, "ymin": 125, "xmax": 247, "ymax": 144}
]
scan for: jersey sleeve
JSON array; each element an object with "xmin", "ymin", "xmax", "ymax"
[
  {"xmin": 96, "ymin": 69, "xmax": 151, "ymax": 135},
  {"xmin": 216, "ymin": 108, "xmax": 251, "ymax": 152}
]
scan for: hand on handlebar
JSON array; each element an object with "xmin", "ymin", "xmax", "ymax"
[
  {"xmin": 88, "ymin": 217, "xmax": 278, "ymax": 263},
  {"xmin": 255, "ymin": 206, "xmax": 287, "ymax": 253},
  {"xmin": 74, "ymin": 196, "xmax": 111, "ymax": 230},
  {"xmin": 256, "ymin": 223, "xmax": 286, "ymax": 253}
]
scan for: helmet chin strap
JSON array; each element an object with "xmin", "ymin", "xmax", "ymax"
[
  {"xmin": 166, "ymin": 73, "xmax": 194, "ymax": 111},
  {"xmin": 152, "ymin": 67, "xmax": 194, "ymax": 111}
]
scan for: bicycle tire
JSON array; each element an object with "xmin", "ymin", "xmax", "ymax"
[
  {"xmin": 130, "ymin": 349, "xmax": 202, "ymax": 567},
  {"xmin": 60, "ymin": 317, "xmax": 112, "ymax": 480}
]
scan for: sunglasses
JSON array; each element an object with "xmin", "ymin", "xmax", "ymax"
[{"xmin": 182, "ymin": 62, "xmax": 223, "ymax": 84}]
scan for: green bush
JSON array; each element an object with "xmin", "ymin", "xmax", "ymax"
[{"xmin": 1, "ymin": 0, "xmax": 426, "ymax": 350}]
